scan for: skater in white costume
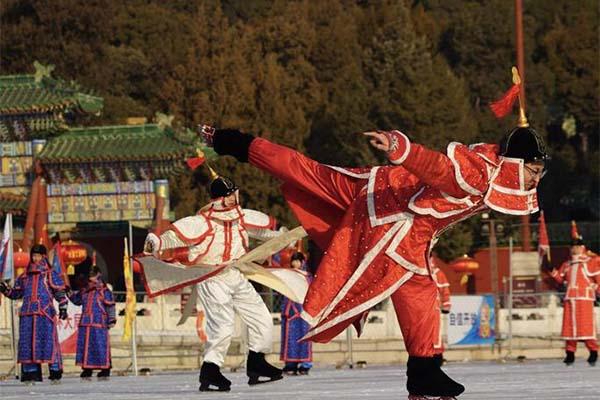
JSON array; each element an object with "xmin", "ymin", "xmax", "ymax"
[{"xmin": 145, "ymin": 169, "xmax": 284, "ymax": 391}]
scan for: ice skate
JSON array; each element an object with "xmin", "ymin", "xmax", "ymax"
[
  {"xmin": 247, "ymin": 351, "xmax": 283, "ymax": 385},
  {"xmin": 49, "ymin": 369, "xmax": 62, "ymax": 385},
  {"xmin": 97, "ymin": 369, "xmax": 111, "ymax": 381},
  {"xmin": 199, "ymin": 362, "xmax": 231, "ymax": 392},
  {"xmin": 563, "ymin": 351, "xmax": 575, "ymax": 366},
  {"xmin": 587, "ymin": 350, "xmax": 597, "ymax": 366},
  {"xmin": 406, "ymin": 356, "xmax": 464, "ymax": 398}
]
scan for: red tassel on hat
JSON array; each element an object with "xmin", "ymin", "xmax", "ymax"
[
  {"xmin": 570, "ymin": 220, "xmax": 580, "ymax": 240},
  {"xmin": 490, "ymin": 83, "xmax": 521, "ymax": 118},
  {"xmin": 186, "ymin": 156, "xmax": 205, "ymax": 170}
]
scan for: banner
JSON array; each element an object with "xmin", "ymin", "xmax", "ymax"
[
  {"xmin": 447, "ymin": 295, "xmax": 495, "ymax": 346},
  {"xmin": 122, "ymin": 237, "xmax": 136, "ymax": 342},
  {"xmin": 55, "ymin": 300, "xmax": 82, "ymax": 354}
]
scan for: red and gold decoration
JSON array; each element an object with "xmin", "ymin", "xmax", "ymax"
[{"xmin": 61, "ymin": 240, "xmax": 87, "ymax": 275}]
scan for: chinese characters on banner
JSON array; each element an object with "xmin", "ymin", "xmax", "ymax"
[
  {"xmin": 447, "ymin": 295, "xmax": 495, "ymax": 346},
  {"xmin": 55, "ymin": 300, "xmax": 83, "ymax": 354}
]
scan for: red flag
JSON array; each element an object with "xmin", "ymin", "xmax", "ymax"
[
  {"xmin": 570, "ymin": 220, "xmax": 580, "ymax": 240},
  {"xmin": 490, "ymin": 83, "xmax": 521, "ymax": 118},
  {"xmin": 538, "ymin": 211, "xmax": 551, "ymax": 267}
]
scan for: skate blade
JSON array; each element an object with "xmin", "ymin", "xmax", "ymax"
[
  {"xmin": 97, "ymin": 377, "xmax": 110, "ymax": 381},
  {"xmin": 199, "ymin": 382, "xmax": 231, "ymax": 392},
  {"xmin": 81, "ymin": 377, "xmax": 93, "ymax": 382},
  {"xmin": 408, "ymin": 396, "xmax": 457, "ymax": 400},
  {"xmin": 247, "ymin": 374, "xmax": 283, "ymax": 385},
  {"xmin": 50, "ymin": 380, "xmax": 61, "ymax": 385}
]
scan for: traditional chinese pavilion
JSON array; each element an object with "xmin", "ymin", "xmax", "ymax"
[{"xmin": 0, "ymin": 62, "xmax": 210, "ymax": 288}]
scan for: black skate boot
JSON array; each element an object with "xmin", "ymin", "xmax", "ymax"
[
  {"xmin": 587, "ymin": 350, "xmax": 597, "ymax": 366},
  {"xmin": 406, "ymin": 356, "xmax": 464, "ymax": 399},
  {"xmin": 80, "ymin": 368, "xmax": 93, "ymax": 381},
  {"xmin": 283, "ymin": 364, "xmax": 298, "ymax": 376},
  {"xmin": 247, "ymin": 350, "xmax": 283, "ymax": 385},
  {"xmin": 97, "ymin": 369, "xmax": 111, "ymax": 381},
  {"xmin": 298, "ymin": 366, "xmax": 310, "ymax": 375},
  {"xmin": 21, "ymin": 365, "xmax": 42, "ymax": 385},
  {"xmin": 199, "ymin": 362, "xmax": 231, "ymax": 392},
  {"xmin": 563, "ymin": 351, "xmax": 575, "ymax": 366},
  {"xmin": 48, "ymin": 369, "xmax": 62, "ymax": 385},
  {"xmin": 204, "ymin": 127, "xmax": 256, "ymax": 163}
]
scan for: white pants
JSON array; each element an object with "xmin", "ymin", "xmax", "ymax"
[{"xmin": 197, "ymin": 268, "xmax": 273, "ymax": 366}]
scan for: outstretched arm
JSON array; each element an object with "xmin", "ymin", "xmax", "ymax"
[{"xmin": 365, "ymin": 131, "xmax": 488, "ymax": 198}]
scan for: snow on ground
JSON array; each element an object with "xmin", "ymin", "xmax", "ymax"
[{"xmin": 1, "ymin": 360, "xmax": 597, "ymax": 400}]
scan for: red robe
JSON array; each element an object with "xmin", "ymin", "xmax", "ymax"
[
  {"xmin": 551, "ymin": 255, "xmax": 600, "ymax": 341},
  {"xmin": 249, "ymin": 131, "xmax": 539, "ymax": 355}
]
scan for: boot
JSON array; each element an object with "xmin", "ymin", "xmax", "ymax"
[
  {"xmin": 97, "ymin": 369, "xmax": 111, "ymax": 380},
  {"xmin": 211, "ymin": 129, "xmax": 256, "ymax": 162},
  {"xmin": 298, "ymin": 366, "xmax": 310, "ymax": 375},
  {"xmin": 199, "ymin": 362, "xmax": 231, "ymax": 392},
  {"xmin": 563, "ymin": 351, "xmax": 575, "ymax": 366},
  {"xmin": 21, "ymin": 365, "xmax": 42, "ymax": 384},
  {"xmin": 587, "ymin": 350, "xmax": 597, "ymax": 366},
  {"xmin": 406, "ymin": 356, "xmax": 464, "ymax": 398},
  {"xmin": 246, "ymin": 350, "xmax": 283, "ymax": 385},
  {"xmin": 283, "ymin": 364, "xmax": 298, "ymax": 376},
  {"xmin": 49, "ymin": 369, "xmax": 62, "ymax": 384},
  {"xmin": 80, "ymin": 368, "xmax": 93, "ymax": 381}
]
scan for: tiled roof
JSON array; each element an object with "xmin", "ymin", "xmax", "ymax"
[
  {"xmin": 0, "ymin": 75, "xmax": 103, "ymax": 115},
  {"xmin": 37, "ymin": 124, "xmax": 213, "ymax": 163},
  {"xmin": 0, "ymin": 192, "xmax": 28, "ymax": 214}
]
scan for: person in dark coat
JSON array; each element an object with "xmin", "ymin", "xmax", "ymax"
[
  {"xmin": 68, "ymin": 266, "xmax": 116, "ymax": 380},
  {"xmin": 0, "ymin": 244, "xmax": 68, "ymax": 384}
]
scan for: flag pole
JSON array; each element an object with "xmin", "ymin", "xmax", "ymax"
[
  {"xmin": 7, "ymin": 214, "xmax": 19, "ymax": 379},
  {"xmin": 128, "ymin": 222, "xmax": 138, "ymax": 376}
]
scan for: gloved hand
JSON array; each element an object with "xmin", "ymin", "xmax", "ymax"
[
  {"xmin": 442, "ymin": 309, "xmax": 450, "ymax": 314},
  {"xmin": 108, "ymin": 320, "xmax": 116, "ymax": 329},
  {"xmin": 0, "ymin": 281, "xmax": 9, "ymax": 294},
  {"xmin": 144, "ymin": 233, "xmax": 160, "ymax": 255},
  {"xmin": 197, "ymin": 124, "xmax": 216, "ymax": 146},
  {"xmin": 59, "ymin": 307, "xmax": 68, "ymax": 320}
]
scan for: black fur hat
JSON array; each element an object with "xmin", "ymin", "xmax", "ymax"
[
  {"xmin": 209, "ymin": 176, "xmax": 238, "ymax": 199},
  {"xmin": 500, "ymin": 127, "xmax": 549, "ymax": 163},
  {"xmin": 30, "ymin": 244, "xmax": 47, "ymax": 257}
]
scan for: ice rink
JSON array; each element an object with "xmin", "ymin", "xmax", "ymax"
[{"xmin": 1, "ymin": 360, "xmax": 597, "ymax": 400}]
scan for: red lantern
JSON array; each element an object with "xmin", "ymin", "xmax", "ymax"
[
  {"xmin": 14, "ymin": 248, "xmax": 29, "ymax": 276},
  {"xmin": 132, "ymin": 259, "xmax": 142, "ymax": 274},
  {"xmin": 61, "ymin": 240, "xmax": 87, "ymax": 274},
  {"xmin": 450, "ymin": 254, "xmax": 479, "ymax": 273}
]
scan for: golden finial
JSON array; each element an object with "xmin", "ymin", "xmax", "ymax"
[
  {"xmin": 511, "ymin": 66, "xmax": 529, "ymax": 128},
  {"xmin": 206, "ymin": 164, "xmax": 219, "ymax": 180}
]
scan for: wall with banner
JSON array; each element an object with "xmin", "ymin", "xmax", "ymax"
[{"xmin": 448, "ymin": 295, "xmax": 495, "ymax": 346}]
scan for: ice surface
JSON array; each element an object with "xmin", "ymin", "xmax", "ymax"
[{"xmin": 1, "ymin": 360, "xmax": 597, "ymax": 400}]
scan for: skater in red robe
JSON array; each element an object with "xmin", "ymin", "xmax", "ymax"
[
  {"xmin": 550, "ymin": 235, "xmax": 600, "ymax": 366},
  {"xmin": 200, "ymin": 122, "xmax": 547, "ymax": 398}
]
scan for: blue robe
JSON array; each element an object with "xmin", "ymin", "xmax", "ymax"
[
  {"xmin": 69, "ymin": 280, "xmax": 115, "ymax": 369},
  {"xmin": 5, "ymin": 259, "xmax": 66, "ymax": 367},
  {"xmin": 280, "ymin": 297, "xmax": 312, "ymax": 364}
]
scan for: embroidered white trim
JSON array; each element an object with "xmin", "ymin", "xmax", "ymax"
[
  {"xmin": 317, "ymin": 219, "xmax": 408, "ymax": 322},
  {"xmin": 388, "ymin": 130, "xmax": 411, "ymax": 165},
  {"xmin": 408, "ymin": 187, "xmax": 473, "ymax": 219},
  {"xmin": 447, "ymin": 142, "xmax": 484, "ymax": 196},
  {"xmin": 367, "ymin": 168, "xmax": 409, "ymax": 227},
  {"xmin": 301, "ymin": 272, "xmax": 414, "ymax": 341},
  {"xmin": 325, "ymin": 165, "xmax": 371, "ymax": 179},
  {"xmin": 488, "ymin": 184, "xmax": 537, "ymax": 196},
  {"xmin": 384, "ymin": 216, "xmax": 429, "ymax": 276}
]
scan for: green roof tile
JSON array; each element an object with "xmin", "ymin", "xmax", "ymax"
[
  {"xmin": 37, "ymin": 124, "xmax": 208, "ymax": 163},
  {"xmin": 0, "ymin": 74, "xmax": 103, "ymax": 115},
  {"xmin": 0, "ymin": 193, "xmax": 28, "ymax": 213}
]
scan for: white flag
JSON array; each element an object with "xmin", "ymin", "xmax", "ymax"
[{"xmin": 0, "ymin": 214, "xmax": 14, "ymax": 281}]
